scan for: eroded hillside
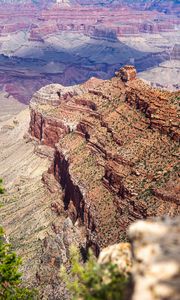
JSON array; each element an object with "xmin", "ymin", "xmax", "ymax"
[
  {"xmin": 29, "ymin": 66, "xmax": 180, "ymax": 252},
  {"xmin": 0, "ymin": 66, "xmax": 179, "ymax": 298}
]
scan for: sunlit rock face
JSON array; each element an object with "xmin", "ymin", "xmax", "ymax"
[
  {"xmin": 29, "ymin": 66, "xmax": 180, "ymax": 255},
  {"xmin": 98, "ymin": 242, "xmax": 132, "ymax": 275},
  {"xmin": 115, "ymin": 65, "xmax": 137, "ymax": 82},
  {"xmin": 0, "ymin": 64, "xmax": 179, "ymax": 298}
]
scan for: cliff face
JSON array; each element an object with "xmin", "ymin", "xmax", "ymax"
[{"xmin": 29, "ymin": 66, "xmax": 180, "ymax": 254}]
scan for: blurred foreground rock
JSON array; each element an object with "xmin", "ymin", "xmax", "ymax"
[
  {"xmin": 99, "ymin": 216, "xmax": 180, "ymax": 300},
  {"xmin": 130, "ymin": 216, "xmax": 180, "ymax": 300},
  {"xmin": 98, "ymin": 242, "xmax": 132, "ymax": 275}
]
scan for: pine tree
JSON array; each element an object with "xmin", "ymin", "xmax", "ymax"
[
  {"xmin": 60, "ymin": 246, "xmax": 129, "ymax": 300},
  {"xmin": 0, "ymin": 179, "xmax": 37, "ymax": 299},
  {"xmin": 0, "ymin": 227, "xmax": 37, "ymax": 299},
  {"xmin": 0, "ymin": 179, "xmax": 4, "ymax": 195}
]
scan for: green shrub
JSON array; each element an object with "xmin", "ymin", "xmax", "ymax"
[
  {"xmin": 0, "ymin": 179, "xmax": 5, "ymax": 195},
  {"xmin": 0, "ymin": 226, "xmax": 37, "ymax": 299},
  {"xmin": 60, "ymin": 246, "xmax": 129, "ymax": 300}
]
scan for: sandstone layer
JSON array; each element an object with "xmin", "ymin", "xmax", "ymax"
[
  {"xmin": 0, "ymin": 65, "xmax": 179, "ymax": 298},
  {"xmin": 29, "ymin": 66, "xmax": 180, "ymax": 255},
  {"xmin": 0, "ymin": 108, "xmax": 84, "ymax": 299}
]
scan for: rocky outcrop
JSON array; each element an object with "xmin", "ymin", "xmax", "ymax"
[
  {"xmin": 29, "ymin": 83, "xmax": 86, "ymax": 146},
  {"xmin": 115, "ymin": 65, "xmax": 137, "ymax": 82},
  {"xmin": 98, "ymin": 242, "xmax": 132, "ymax": 275},
  {"xmin": 29, "ymin": 109, "xmax": 70, "ymax": 146},
  {"xmin": 98, "ymin": 216, "xmax": 180, "ymax": 300},
  {"xmin": 171, "ymin": 44, "xmax": 180, "ymax": 60},
  {"xmin": 129, "ymin": 216, "xmax": 180, "ymax": 300},
  {"xmin": 125, "ymin": 79, "xmax": 180, "ymax": 141},
  {"xmin": 86, "ymin": 26, "xmax": 117, "ymax": 42},
  {"xmin": 29, "ymin": 66, "xmax": 180, "ymax": 254},
  {"xmin": 0, "ymin": 64, "xmax": 179, "ymax": 299}
]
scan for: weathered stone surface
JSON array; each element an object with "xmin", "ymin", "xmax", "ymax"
[
  {"xmin": 115, "ymin": 65, "xmax": 137, "ymax": 82},
  {"xmin": 129, "ymin": 216, "xmax": 180, "ymax": 300},
  {"xmin": 0, "ymin": 0, "xmax": 179, "ymax": 104},
  {"xmin": 0, "ymin": 63, "xmax": 179, "ymax": 298},
  {"xmin": 29, "ymin": 67, "xmax": 180, "ymax": 254},
  {"xmin": 98, "ymin": 216, "xmax": 180, "ymax": 300},
  {"xmin": 98, "ymin": 243, "xmax": 132, "ymax": 275}
]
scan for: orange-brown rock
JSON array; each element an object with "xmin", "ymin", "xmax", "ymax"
[
  {"xmin": 29, "ymin": 66, "xmax": 180, "ymax": 252},
  {"xmin": 115, "ymin": 65, "xmax": 137, "ymax": 82},
  {"xmin": 125, "ymin": 79, "xmax": 180, "ymax": 141}
]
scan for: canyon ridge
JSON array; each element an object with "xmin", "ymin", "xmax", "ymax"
[
  {"xmin": 0, "ymin": 65, "xmax": 179, "ymax": 298},
  {"xmin": 0, "ymin": 0, "xmax": 179, "ymax": 299}
]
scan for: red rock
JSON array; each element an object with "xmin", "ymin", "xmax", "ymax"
[
  {"xmin": 28, "ymin": 66, "xmax": 180, "ymax": 250},
  {"xmin": 115, "ymin": 65, "xmax": 137, "ymax": 82}
]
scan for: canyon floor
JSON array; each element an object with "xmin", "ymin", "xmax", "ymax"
[{"xmin": 0, "ymin": 2, "xmax": 179, "ymax": 103}]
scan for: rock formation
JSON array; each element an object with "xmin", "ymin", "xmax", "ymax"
[
  {"xmin": 29, "ymin": 65, "xmax": 180, "ymax": 254},
  {"xmin": 130, "ymin": 216, "xmax": 180, "ymax": 300},
  {"xmin": 115, "ymin": 65, "xmax": 137, "ymax": 82},
  {"xmin": 98, "ymin": 215, "xmax": 180, "ymax": 300},
  {"xmin": 171, "ymin": 44, "xmax": 180, "ymax": 60},
  {"xmin": 0, "ymin": 64, "xmax": 179, "ymax": 298}
]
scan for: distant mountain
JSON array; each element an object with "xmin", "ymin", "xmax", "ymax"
[
  {"xmin": 75, "ymin": 0, "xmax": 180, "ymax": 16},
  {"xmin": 0, "ymin": 0, "xmax": 56, "ymax": 4},
  {"xmin": 0, "ymin": 0, "xmax": 179, "ymax": 12},
  {"xmin": 0, "ymin": 0, "xmax": 179, "ymax": 17},
  {"xmin": 124, "ymin": 0, "xmax": 180, "ymax": 16}
]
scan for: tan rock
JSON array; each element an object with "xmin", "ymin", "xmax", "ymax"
[
  {"xmin": 98, "ymin": 242, "xmax": 132, "ymax": 275},
  {"xmin": 116, "ymin": 65, "xmax": 137, "ymax": 82},
  {"xmin": 129, "ymin": 217, "xmax": 180, "ymax": 300}
]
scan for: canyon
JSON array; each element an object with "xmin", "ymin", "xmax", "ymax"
[
  {"xmin": 0, "ymin": 0, "xmax": 179, "ymax": 298},
  {"xmin": 0, "ymin": 0, "xmax": 179, "ymax": 104},
  {"xmin": 0, "ymin": 65, "xmax": 179, "ymax": 298}
]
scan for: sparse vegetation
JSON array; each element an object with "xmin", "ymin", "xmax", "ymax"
[
  {"xmin": 61, "ymin": 246, "xmax": 129, "ymax": 300},
  {"xmin": 0, "ymin": 179, "xmax": 37, "ymax": 299},
  {"xmin": 0, "ymin": 178, "xmax": 5, "ymax": 195},
  {"xmin": 0, "ymin": 226, "xmax": 37, "ymax": 299}
]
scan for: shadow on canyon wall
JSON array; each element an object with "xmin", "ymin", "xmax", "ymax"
[{"xmin": 0, "ymin": 37, "xmax": 168, "ymax": 103}]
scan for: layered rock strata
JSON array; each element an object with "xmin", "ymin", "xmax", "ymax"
[
  {"xmin": 0, "ymin": 65, "xmax": 179, "ymax": 299},
  {"xmin": 0, "ymin": 109, "xmax": 85, "ymax": 299},
  {"xmin": 29, "ymin": 66, "xmax": 180, "ymax": 254}
]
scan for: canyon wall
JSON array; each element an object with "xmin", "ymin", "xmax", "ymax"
[
  {"xmin": 0, "ymin": 1, "xmax": 179, "ymax": 104},
  {"xmin": 0, "ymin": 64, "xmax": 179, "ymax": 299},
  {"xmin": 0, "ymin": 2, "xmax": 179, "ymax": 37},
  {"xmin": 29, "ymin": 66, "xmax": 180, "ymax": 253}
]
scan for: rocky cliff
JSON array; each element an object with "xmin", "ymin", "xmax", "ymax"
[
  {"xmin": 0, "ymin": 65, "xmax": 179, "ymax": 299},
  {"xmin": 29, "ymin": 65, "xmax": 180, "ymax": 255}
]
